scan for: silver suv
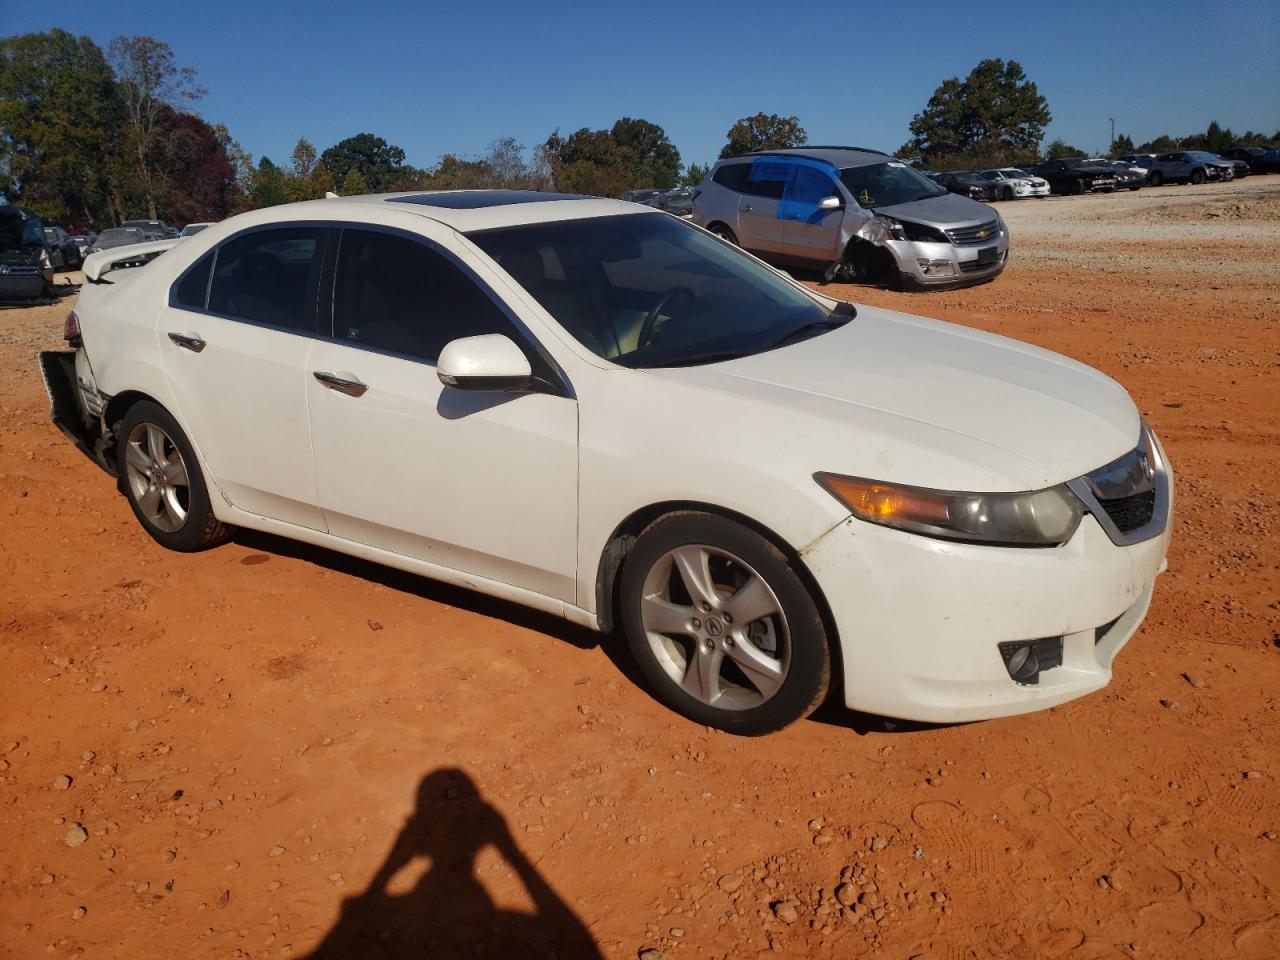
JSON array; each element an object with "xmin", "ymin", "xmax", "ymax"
[{"xmin": 692, "ymin": 147, "xmax": 1008, "ymax": 290}]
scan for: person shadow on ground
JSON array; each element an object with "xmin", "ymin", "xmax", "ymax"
[{"xmin": 306, "ymin": 768, "xmax": 604, "ymax": 960}]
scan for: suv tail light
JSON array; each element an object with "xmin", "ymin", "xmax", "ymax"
[{"xmin": 63, "ymin": 310, "xmax": 82, "ymax": 344}]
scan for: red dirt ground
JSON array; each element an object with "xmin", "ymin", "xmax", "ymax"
[{"xmin": 1, "ymin": 179, "xmax": 1277, "ymax": 960}]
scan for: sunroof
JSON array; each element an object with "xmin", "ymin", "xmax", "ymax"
[{"xmin": 389, "ymin": 190, "xmax": 586, "ymax": 209}]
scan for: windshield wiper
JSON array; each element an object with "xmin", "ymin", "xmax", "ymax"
[{"xmin": 769, "ymin": 315, "xmax": 853, "ymax": 349}]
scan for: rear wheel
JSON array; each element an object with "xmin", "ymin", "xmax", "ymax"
[
  {"xmin": 707, "ymin": 223, "xmax": 737, "ymax": 245},
  {"xmin": 116, "ymin": 400, "xmax": 230, "ymax": 552},
  {"xmin": 620, "ymin": 512, "xmax": 831, "ymax": 735}
]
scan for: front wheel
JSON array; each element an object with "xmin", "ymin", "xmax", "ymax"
[
  {"xmin": 620, "ymin": 512, "xmax": 831, "ymax": 735},
  {"xmin": 1190, "ymin": 168, "xmax": 1206, "ymax": 185},
  {"xmin": 1148, "ymin": 172, "xmax": 1163, "ymax": 187},
  {"xmin": 1071, "ymin": 178, "xmax": 1087, "ymax": 195},
  {"xmin": 1000, "ymin": 187, "xmax": 1013, "ymax": 201},
  {"xmin": 116, "ymin": 400, "xmax": 230, "ymax": 552}
]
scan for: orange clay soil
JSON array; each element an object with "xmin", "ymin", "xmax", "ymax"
[{"xmin": 1, "ymin": 178, "xmax": 1277, "ymax": 960}]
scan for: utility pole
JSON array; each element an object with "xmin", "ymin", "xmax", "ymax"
[{"xmin": 1109, "ymin": 117, "xmax": 1115, "ymax": 151}]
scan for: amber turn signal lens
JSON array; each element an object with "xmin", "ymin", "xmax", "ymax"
[{"xmin": 816, "ymin": 475, "xmax": 951, "ymax": 525}]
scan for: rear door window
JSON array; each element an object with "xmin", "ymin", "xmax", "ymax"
[
  {"xmin": 208, "ymin": 227, "xmax": 323, "ymax": 333},
  {"xmin": 173, "ymin": 252, "xmax": 214, "ymax": 310},
  {"xmin": 712, "ymin": 163, "xmax": 750, "ymax": 193}
]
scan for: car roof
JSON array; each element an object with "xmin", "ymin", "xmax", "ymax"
[
  {"xmin": 723, "ymin": 146, "xmax": 891, "ymax": 169},
  {"xmin": 211, "ymin": 191, "xmax": 660, "ymax": 233}
]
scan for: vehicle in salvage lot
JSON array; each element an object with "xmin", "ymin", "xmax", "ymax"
[
  {"xmin": 974, "ymin": 168, "xmax": 1050, "ymax": 200},
  {"xmin": 1, "ymin": 204, "xmax": 56, "ymax": 302},
  {"xmin": 928, "ymin": 171, "xmax": 1000, "ymax": 203},
  {"xmin": 1122, "ymin": 152, "xmax": 1235, "ymax": 186},
  {"xmin": 695, "ymin": 147, "xmax": 1008, "ymax": 291},
  {"xmin": 1027, "ymin": 157, "xmax": 1120, "ymax": 194},
  {"xmin": 41, "ymin": 190, "xmax": 1171, "ymax": 734}
]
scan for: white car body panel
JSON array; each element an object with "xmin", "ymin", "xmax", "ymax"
[{"xmin": 61, "ymin": 191, "xmax": 1170, "ymax": 723}]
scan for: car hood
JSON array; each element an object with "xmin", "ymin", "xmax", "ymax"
[
  {"xmin": 654, "ymin": 305, "xmax": 1140, "ymax": 492},
  {"xmin": 873, "ymin": 191, "xmax": 993, "ymax": 228}
]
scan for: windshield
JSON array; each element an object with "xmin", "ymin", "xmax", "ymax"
[
  {"xmin": 839, "ymin": 161, "xmax": 945, "ymax": 208},
  {"xmin": 181, "ymin": 223, "xmax": 209, "ymax": 236},
  {"xmin": 468, "ymin": 213, "xmax": 842, "ymax": 369},
  {"xmin": 0, "ymin": 211, "xmax": 45, "ymax": 249},
  {"xmin": 1186, "ymin": 151, "xmax": 1222, "ymax": 162}
]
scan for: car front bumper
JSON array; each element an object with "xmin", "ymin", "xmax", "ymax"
[
  {"xmin": 889, "ymin": 231, "xmax": 1009, "ymax": 290},
  {"xmin": 801, "ymin": 500, "xmax": 1171, "ymax": 724}
]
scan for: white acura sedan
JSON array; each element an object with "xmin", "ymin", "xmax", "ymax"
[{"xmin": 42, "ymin": 190, "xmax": 1171, "ymax": 735}]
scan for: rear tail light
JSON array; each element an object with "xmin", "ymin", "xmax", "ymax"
[{"xmin": 64, "ymin": 310, "xmax": 82, "ymax": 344}]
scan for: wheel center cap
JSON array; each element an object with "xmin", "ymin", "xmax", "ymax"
[{"xmin": 705, "ymin": 618, "xmax": 724, "ymax": 638}]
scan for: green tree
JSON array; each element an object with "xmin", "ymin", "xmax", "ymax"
[
  {"xmin": 1137, "ymin": 134, "xmax": 1178, "ymax": 153},
  {"xmin": 340, "ymin": 167, "xmax": 370, "ymax": 195},
  {"xmin": 609, "ymin": 118, "xmax": 681, "ymax": 187},
  {"xmin": 683, "ymin": 162, "xmax": 710, "ymax": 185},
  {"xmin": 251, "ymin": 157, "xmax": 288, "ymax": 207},
  {"xmin": 1044, "ymin": 138, "xmax": 1084, "ymax": 160},
  {"xmin": 0, "ymin": 29, "xmax": 124, "ymax": 228},
  {"xmin": 1110, "ymin": 133, "xmax": 1135, "ymax": 155},
  {"xmin": 320, "ymin": 133, "xmax": 405, "ymax": 191},
  {"xmin": 903, "ymin": 59, "xmax": 1050, "ymax": 164},
  {"xmin": 719, "ymin": 113, "xmax": 807, "ymax": 159},
  {"xmin": 108, "ymin": 35, "xmax": 206, "ymax": 219},
  {"xmin": 1202, "ymin": 120, "xmax": 1235, "ymax": 153}
]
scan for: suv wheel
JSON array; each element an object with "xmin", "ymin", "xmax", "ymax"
[
  {"xmin": 707, "ymin": 224, "xmax": 737, "ymax": 245},
  {"xmin": 116, "ymin": 400, "xmax": 230, "ymax": 552},
  {"xmin": 1190, "ymin": 168, "xmax": 1206, "ymax": 185},
  {"xmin": 1148, "ymin": 171, "xmax": 1163, "ymax": 187},
  {"xmin": 620, "ymin": 512, "xmax": 831, "ymax": 735}
]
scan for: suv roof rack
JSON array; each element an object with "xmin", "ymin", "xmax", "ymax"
[{"xmin": 734, "ymin": 145, "xmax": 891, "ymax": 160}]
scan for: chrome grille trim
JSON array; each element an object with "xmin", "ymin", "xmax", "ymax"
[
  {"xmin": 1067, "ymin": 425, "xmax": 1170, "ymax": 547},
  {"xmin": 944, "ymin": 220, "xmax": 1000, "ymax": 245}
]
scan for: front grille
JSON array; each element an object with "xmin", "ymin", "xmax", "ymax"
[
  {"xmin": 945, "ymin": 220, "xmax": 999, "ymax": 245},
  {"xmin": 1100, "ymin": 490, "xmax": 1155, "ymax": 533}
]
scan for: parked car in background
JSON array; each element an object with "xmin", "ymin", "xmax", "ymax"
[
  {"xmin": 1027, "ymin": 158, "xmax": 1120, "ymax": 194},
  {"xmin": 87, "ymin": 227, "xmax": 147, "ymax": 253},
  {"xmin": 70, "ymin": 234, "xmax": 97, "ymax": 259},
  {"xmin": 654, "ymin": 187, "xmax": 694, "ymax": 217},
  {"xmin": 41, "ymin": 189, "xmax": 1168, "ymax": 733},
  {"xmin": 930, "ymin": 171, "xmax": 1000, "ymax": 202},
  {"xmin": 975, "ymin": 168, "xmax": 1050, "ymax": 200},
  {"xmin": 120, "ymin": 219, "xmax": 171, "ymax": 241},
  {"xmin": 43, "ymin": 226, "xmax": 84, "ymax": 270},
  {"xmin": 180, "ymin": 223, "xmax": 214, "ymax": 238},
  {"xmin": 0, "ymin": 205, "xmax": 55, "ymax": 302},
  {"xmin": 1222, "ymin": 147, "xmax": 1280, "ymax": 174},
  {"xmin": 1217, "ymin": 155, "xmax": 1250, "ymax": 179},
  {"xmin": 1088, "ymin": 161, "xmax": 1145, "ymax": 191},
  {"xmin": 621, "ymin": 189, "xmax": 664, "ymax": 205},
  {"xmin": 1139, "ymin": 152, "xmax": 1234, "ymax": 186},
  {"xmin": 695, "ymin": 147, "xmax": 1007, "ymax": 290}
]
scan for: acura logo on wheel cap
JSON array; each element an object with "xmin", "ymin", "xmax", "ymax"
[{"xmin": 705, "ymin": 618, "xmax": 724, "ymax": 637}]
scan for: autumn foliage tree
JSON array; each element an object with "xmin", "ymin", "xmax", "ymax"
[{"xmin": 718, "ymin": 114, "xmax": 807, "ymax": 159}]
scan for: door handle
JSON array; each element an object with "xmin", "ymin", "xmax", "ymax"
[
  {"xmin": 313, "ymin": 371, "xmax": 368, "ymax": 398},
  {"xmin": 168, "ymin": 332, "xmax": 206, "ymax": 353}
]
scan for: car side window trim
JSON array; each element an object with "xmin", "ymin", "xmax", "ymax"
[
  {"xmin": 167, "ymin": 220, "xmax": 335, "ymax": 340},
  {"xmin": 322, "ymin": 223, "xmax": 574, "ymax": 400}
]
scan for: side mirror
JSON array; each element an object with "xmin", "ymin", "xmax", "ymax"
[
  {"xmin": 437, "ymin": 334, "xmax": 533, "ymax": 392},
  {"xmin": 818, "ymin": 196, "xmax": 842, "ymax": 211}
]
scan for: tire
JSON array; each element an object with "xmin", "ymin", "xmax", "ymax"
[
  {"xmin": 115, "ymin": 400, "xmax": 230, "ymax": 552},
  {"xmin": 707, "ymin": 223, "xmax": 738, "ymax": 246},
  {"xmin": 1148, "ymin": 171, "xmax": 1163, "ymax": 187},
  {"xmin": 1000, "ymin": 187, "xmax": 1013, "ymax": 201},
  {"xmin": 1071, "ymin": 178, "xmax": 1087, "ymax": 196},
  {"xmin": 1190, "ymin": 168, "xmax": 1205, "ymax": 185},
  {"xmin": 619, "ymin": 511, "xmax": 831, "ymax": 735}
]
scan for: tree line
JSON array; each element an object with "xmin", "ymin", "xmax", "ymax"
[{"xmin": 3, "ymin": 32, "xmax": 1275, "ymax": 231}]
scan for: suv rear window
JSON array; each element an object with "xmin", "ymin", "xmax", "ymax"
[{"xmin": 712, "ymin": 163, "xmax": 750, "ymax": 192}]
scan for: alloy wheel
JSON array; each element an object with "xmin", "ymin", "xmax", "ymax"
[
  {"xmin": 124, "ymin": 422, "xmax": 191, "ymax": 533},
  {"xmin": 639, "ymin": 544, "xmax": 790, "ymax": 710}
]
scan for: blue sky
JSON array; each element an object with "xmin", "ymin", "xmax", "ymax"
[{"xmin": 8, "ymin": 0, "xmax": 1279, "ymax": 170}]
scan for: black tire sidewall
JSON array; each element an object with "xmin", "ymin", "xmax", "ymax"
[
  {"xmin": 619, "ymin": 513, "xmax": 830, "ymax": 735},
  {"xmin": 116, "ymin": 400, "xmax": 221, "ymax": 552}
]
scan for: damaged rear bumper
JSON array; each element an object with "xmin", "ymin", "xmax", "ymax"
[{"xmin": 38, "ymin": 350, "xmax": 115, "ymax": 475}]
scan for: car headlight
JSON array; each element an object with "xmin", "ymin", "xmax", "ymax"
[
  {"xmin": 878, "ymin": 217, "xmax": 947, "ymax": 243},
  {"xmin": 40, "ymin": 249, "xmax": 52, "ymax": 268},
  {"xmin": 814, "ymin": 473, "xmax": 1083, "ymax": 547}
]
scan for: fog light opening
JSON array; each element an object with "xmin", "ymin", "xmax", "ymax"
[
  {"xmin": 915, "ymin": 257, "xmax": 957, "ymax": 278},
  {"xmin": 999, "ymin": 640, "xmax": 1041, "ymax": 685}
]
